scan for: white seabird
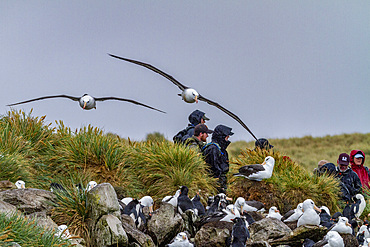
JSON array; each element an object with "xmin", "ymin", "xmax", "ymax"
[
  {"xmin": 86, "ymin": 181, "xmax": 97, "ymax": 192},
  {"xmin": 15, "ymin": 180, "xmax": 25, "ymax": 189},
  {"xmin": 282, "ymin": 203, "xmax": 303, "ymax": 222},
  {"xmin": 55, "ymin": 225, "xmax": 71, "ymax": 239},
  {"xmin": 329, "ymin": 216, "xmax": 352, "ymax": 234},
  {"xmin": 7, "ymin": 94, "xmax": 165, "ymax": 113},
  {"xmin": 108, "ymin": 54, "xmax": 259, "ymax": 141},
  {"xmin": 139, "ymin": 195, "xmax": 154, "ymax": 213},
  {"xmin": 233, "ymin": 156, "xmax": 275, "ymax": 181},
  {"xmin": 234, "ymin": 197, "xmax": 264, "ymax": 214},
  {"xmin": 121, "ymin": 197, "xmax": 134, "ymax": 205},
  {"xmin": 297, "ymin": 199, "xmax": 321, "ymax": 227},
  {"xmin": 357, "ymin": 224, "xmax": 370, "ymax": 240},
  {"xmin": 266, "ymin": 206, "xmax": 283, "ymax": 220},
  {"xmin": 168, "ymin": 232, "xmax": 194, "ymax": 247},
  {"xmin": 324, "ymin": 230, "xmax": 344, "ymax": 247},
  {"xmin": 162, "ymin": 189, "xmax": 181, "ymax": 207}
]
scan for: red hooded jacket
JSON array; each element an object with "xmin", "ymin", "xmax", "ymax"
[{"xmin": 350, "ymin": 150, "xmax": 369, "ymax": 189}]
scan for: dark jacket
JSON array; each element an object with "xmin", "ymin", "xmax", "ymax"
[
  {"xmin": 350, "ymin": 150, "xmax": 369, "ymax": 189},
  {"xmin": 336, "ymin": 166, "xmax": 362, "ymax": 202},
  {"xmin": 173, "ymin": 110, "xmax": 206, "ymax": 143},
  {"xmin": 203, "ymin": 125, "xmax": 232, "ymax": 178}
]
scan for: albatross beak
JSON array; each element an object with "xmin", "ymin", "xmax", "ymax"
[
  {"xmin": 83, "ymin": 102, "xmax": 87, "ymax": 109},
  {"xmin": 346, "ymin": 222, "xmax": 352, "ymax": 227},
  {"xmin": 314, "ymin": 206, "xmax": 321, "ymax": 212},
  {"xmin": 149, "ymin": 205, "xmax": 153, "ymax": 213},
  {"xmin": 195, "ymin": 95, "xmax": 198, "ymax": 103},
  {"xmin": 182, "ymin": 235, "xmax": 186, "ymax": 240}
]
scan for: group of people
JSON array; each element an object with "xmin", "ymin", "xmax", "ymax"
[
  {"xmin": 173, "ymin": 109, "xmax": 273, "ymax": 193},
  {"xmin": 316, "ymin": 150, "xmax": 368, "ymax": 203}
]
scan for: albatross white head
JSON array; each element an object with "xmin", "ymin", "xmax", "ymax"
[
  {"xmin": 15, "ymin": 180, "xmax": 25, "ymax": 189},
  {"xmin": 79, "ymin": 94, "xmax": 96, "ymax": 110},
  {"xmin": 181, "ymin": 88, "xmax": 199, "ymax": 103},
  {"xmin": 86, "ymin": 181, "xmax": 98, "ymax": 192}
]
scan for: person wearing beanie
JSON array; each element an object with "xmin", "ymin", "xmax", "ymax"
[
  {"xmin": 336, "ymin": 153, "xmax": 362, "ymax": 202},
  {"xmin": 185, "ymin": 124, "xmax": 213, "ymax": 152},
  {"xmin": 349, "ymin": 150, "xmax": 369, "ymax": 189},
  {"xmin": 173, "ymin": 109, "xmax": 210, "ymax": 144},
  {"xmin": 202, "ymin": 124, "xmax": 233, "ymax": 193}
]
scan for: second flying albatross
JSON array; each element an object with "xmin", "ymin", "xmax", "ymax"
[
  {"xmin": 108, "ymin": 53, "xmax": 258, "ymax": 141},
  {"xmin": 7, "ymin": 94, "xmax": 166, "ymax": 113}
]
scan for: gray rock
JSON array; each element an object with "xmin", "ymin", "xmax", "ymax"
[
  {"xmin": 93, "ymin": 214, "xmax": 128, "ymax": 247},
  {"xmin": 122, "ymin": 221, "xmax": 155, "ymax": 247},
  {"xmin": 194, "ymin": 222, "xmax": 232, "ymax": 247},
  {"xmin": 0, "ymin": 188, "xmax": 55, "ymax": 214},
  {"xmin": 26, "ymin": 211, "xmax": 58, "ymax": 231},
  {"xmin": 249, "ymin": 217, "xmax": 292, "ymax": 242},
  {"xmin": 86, "ymin": 183, "xmax": 121, "ymax": 221},
  {"xmin": 269, "ymin": 225, "xmax": 327, "ymax": 246},
  {"xmin": 86, "ymin": 183, "xmax": 127, "ymax": 247},
  {"xmin": 147, "ymin": 202, "xmax": 184, "ymax": 246},
  {"xmin": 0, "ymin": 200, "xmax": 20, "ymax": 216}
]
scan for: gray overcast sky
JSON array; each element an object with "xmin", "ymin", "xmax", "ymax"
[{"xmin": 1, "ymin": 1, "xmax": 369, "ymax": 142}]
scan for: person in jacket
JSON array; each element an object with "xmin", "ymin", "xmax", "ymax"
[
  {"xmin": 202, "ymin": 124, "xmax": 233, "ymax": 193},
  {"xmin": 185, "ymin": 124, "xmax": 213, "ymax": 152},
  {"xmin": 173, "ymin": 109, "xmax": 210, "ymax": 143},
  {"xmin": 350, "ymin": 150, "xmax": 369, "ymax": 189},
  {"xmin": 336, "ymin": 153, "xmax": 362, "ymax": 202},
  {"xmin": 255, "ymin": 138, "xmax": 274, "ymax": 150}
]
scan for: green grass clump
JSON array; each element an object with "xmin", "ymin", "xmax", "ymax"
[
  {"xmin": 0, "ymin": 212, "xmax": 72, "ymax": 247},
  {"xmin": 123, "ymin": 141, "xmax": 218, "ymax": 200},
  {"xmin": 50, "ymin": 182, "xmax": 90, "ymax": 245},
  {"xmin": 229, "ymin": 148, "xmax": 341, "ymax": 214}
]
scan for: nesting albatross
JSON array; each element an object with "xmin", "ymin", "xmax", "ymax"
[
  {"xmin": 7, "ymin": 94, "xmax": 165, "ymax": 113},
  {"xmin": 233, "ymin": 156, "xmax": 275, "ymax": 181},
  {"xmin": 108, "ymin": 54, "xmax": 258, "ymax": 141}
]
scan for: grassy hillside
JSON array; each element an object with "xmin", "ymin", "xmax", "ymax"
[
  {"xmin": 0, "ymin": 109, "xmax": 368, "ymax": 245},
  {"xmin": 228, "ymin": 134, "xmax": 370, "ymax": 171}
]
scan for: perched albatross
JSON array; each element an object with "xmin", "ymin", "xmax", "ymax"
[
  {"xmin": 233, "ymin": 156, "xmax": 275, "ymax": 181},
  {"xmin": 7, "ymin": 94, "xmax": 165, "ymax": 113},
  {"xmin": 108, "ymin": 54, "xmax": 258, "ymax": 141}
]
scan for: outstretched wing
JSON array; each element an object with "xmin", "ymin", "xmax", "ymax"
[
  {"xmin": 7, "ymin": 95, "xmax": 80, "ymax": 106},
  {"xmin": 198, "ymin": 95, "xmax": 258, "ymax": 141},
  {"xmin": 108, "ymin": 54, "xmax": 188, "ymax": 91},
  {"xmin": 94, "ymin": 97, "xmax": 166, "ymax": 113}
]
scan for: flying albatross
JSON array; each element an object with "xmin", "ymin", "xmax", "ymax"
[
  {"xmin": 108, "ymin": 53, "xmax": 258, "ymax": 141},
  {"xmin": 7, "ymin": 94, "xmax": 166, "ymax": 113}
]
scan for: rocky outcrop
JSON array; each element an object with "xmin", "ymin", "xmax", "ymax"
[
  {"xmin": 194, "ymin": 221, "xmax": 233, "ymax": 247},
  {"xmin": 122, "ymin": 221, "xmax": 155, "ymax": 247},
  {"xmin": 147, "ymin": 202, "xmax": 184, "ymax": 246},
  {"xmin": 26, "ymin": 211, "xmax": 58, "ymax": 231},
  {"xmin": 87, "ymin": 183, "xmax": 128, "ymax": 247},
  {"xmin": 248, "ymin": 217, "xmax": 292, "ymax": 242},
  {"xmin": 0, "ymin": 180, "xmax": 16, "ymax": 191},
  {"xmin": 0, "ymin": 188, "xmax": 55, "ymax": 214},
  {"xmin": 0, "ymin": 200, "xmax": 19, "ymax": 216}
]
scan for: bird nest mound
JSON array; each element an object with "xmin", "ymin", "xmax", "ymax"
[{"xmin": 228, "ymin": 149, "xmax": 341, "ymax": 215}]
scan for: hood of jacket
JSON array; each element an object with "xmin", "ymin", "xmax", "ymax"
[
  {"xmin": 188, "ymin": 110, "xmax": 205, "ymax": 126},
  {"xmin": 211, "ymin": 124, "xmax": 233, "ymax": 150},
  {"xmin": 350, "ymin": 150, "xmax": 365, "ymax": 166}
]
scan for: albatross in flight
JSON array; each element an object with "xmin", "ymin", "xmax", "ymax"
[
  {"xmin": 7, "ymin": 94, "xmax": 166, "ymax": 113},
  {"xmin": 108, "ymin": 53, "xmax": 258, "ymax": 141}
]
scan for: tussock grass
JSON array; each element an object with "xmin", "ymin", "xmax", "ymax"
[
  {"xmin": 50, "ymin": 182, "xmax": 90, "ymax": 245},
  {"xmin": 229, "ymin": 133, "xmax": 370, "ymax": 171},
  {"xmin": 123, "ymin": 141, "xmax": 218, "ymax": 200},
  {"xmin": 0, "ymin": 212, "xmax": 72, "ymax": 247},
  {"xmin": 228, "ymin": 148, "xmax": 341, "ymax": 214}
]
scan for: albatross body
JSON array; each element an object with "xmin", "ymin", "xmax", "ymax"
[
  {"xmin": 8, "ymin": 94, "xmax": 165, "ymax": 113},
  {"xmin": 233, "ymin": 156, "xmax": 275, "ymax": 181},
  {"xmin": 297, "ymin": 199, "xmax": 321, "ymax": 227}
]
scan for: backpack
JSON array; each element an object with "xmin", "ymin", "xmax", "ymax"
[{"xmin": 173, "ymin": 126, "xmax": 194, "ymax": 144}]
